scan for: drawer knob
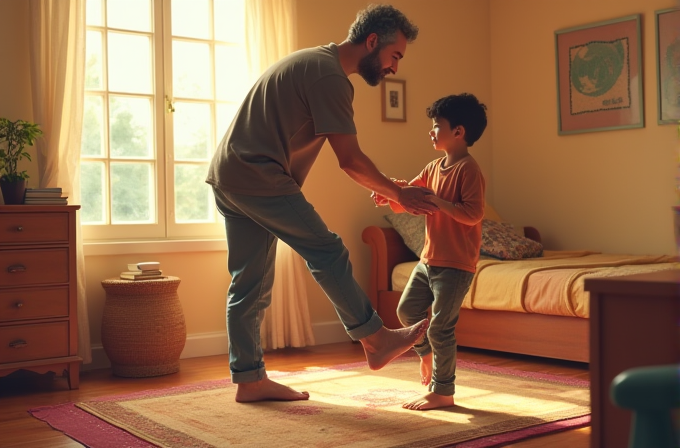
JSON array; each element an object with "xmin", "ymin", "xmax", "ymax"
[
  {"xmin": 7, "ymin": 264, "xmax": 26, "ymax": 274},
  {"xmin": 16, "ymin": 226, "xmax": 23, "ymax": 232},
  {"xmin": 9, "ymin": 339, "xmax": 27, "ymax": 349},
  {"xmin": 15, "ymin": 302, "xmax": 24, "ymax": 308}
]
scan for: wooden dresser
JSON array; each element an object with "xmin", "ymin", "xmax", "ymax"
[
  {"xmin": 585, "ymin": 269, "xmax": 680, "ymax": 448},
  {"xmin": 0, "ymin": 205, "xmax": 81, "ymax": 389}
]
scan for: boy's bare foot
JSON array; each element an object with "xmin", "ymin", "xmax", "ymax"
[
  {"xmin": 360, "ymin": 319, "xmax": 429, "ymax": 371},
  {"xmin": 235, "ymin": 376, "xmax": 310, "ymax": 403},
  {"xmin": 402, "ymin": 392, "xmax": 454, "ymax": 411},
  {"xmin": 420, "ymin": 352, "xmax": 433, "ymax": 386}
]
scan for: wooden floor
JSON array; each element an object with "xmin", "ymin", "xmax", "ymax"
[{"xmin": 0, "ymin": 342, "xmax": 591, "ymax": 448}]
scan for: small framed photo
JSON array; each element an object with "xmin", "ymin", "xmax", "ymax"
[
  {"xmin": 555, "ymin": 15, "xmax": 643, "ymax": 135},
  {"xmin": 655, "ymin": 8, "xmax": 680, "ymax": 125},
  {"xmin": 381, "ymin": 78, "xmax": 406, "ymax": 122}
]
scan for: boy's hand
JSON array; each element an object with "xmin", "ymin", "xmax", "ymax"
[
  {"xmin": 371, "ymin": 191, "xmax": 389, "ymax": 207},
  {"xmin": 398, "ymin": 186, "xmax": 439, "ymax": 215}
]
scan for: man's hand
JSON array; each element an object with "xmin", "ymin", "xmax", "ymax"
[{"xmin": 398, "ymin": 186, "xmax": 439, "ymax": 215}]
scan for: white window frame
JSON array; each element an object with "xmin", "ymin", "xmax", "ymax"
[{"xmin": 81, "ymin": 0, "xmax": 243, "ymax": 242}]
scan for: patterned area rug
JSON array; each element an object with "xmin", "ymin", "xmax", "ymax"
[{"xmin": 30, "ymin": 357, "xmax": 590, "ymax": 448}]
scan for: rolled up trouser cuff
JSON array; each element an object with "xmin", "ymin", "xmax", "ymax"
[
  {"xmin": 231, "ymin": 366, "xmax": 266, "ymax": 384},
  {"xmin": 346, "ymin": 311, "xmax": 383, "ymax": 341},
  {"xmin": 429, "ymin": 381, "xmax": 455, "ymax": 396}
]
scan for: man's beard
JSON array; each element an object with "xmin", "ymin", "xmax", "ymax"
[{"xmin": 357, "ymin": 47, "xmax": 390, "ymax": 86}]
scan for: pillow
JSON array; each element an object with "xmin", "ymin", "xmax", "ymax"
[
  {"xmin": 384, "ymin": 213, "xmax": 543, "ymax": 261},
  {"xmin": 383, "ymin": 213, "xmax": 425, "ymax": 257},
  {"xmin": 480, "ymin": 219, "xmax": 543, "ymax": 260}
]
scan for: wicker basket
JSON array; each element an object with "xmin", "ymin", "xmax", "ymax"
[{"xmin": 101, "ymin": 276, "xmax": 186, "ymax": 377}]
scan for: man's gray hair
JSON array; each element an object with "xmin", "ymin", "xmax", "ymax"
[{"xmin": 347, "ymin": 4, "xmax": 419, "ymax": 47}]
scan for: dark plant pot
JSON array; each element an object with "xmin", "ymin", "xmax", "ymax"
[{"xmin": 0, "ymin": 178, "xmax": 27, "ymax": 205}]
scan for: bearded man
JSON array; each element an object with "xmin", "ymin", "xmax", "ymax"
[{"xmin": 207, "ymin": 4, "xmax": 437, "ymax": 403}]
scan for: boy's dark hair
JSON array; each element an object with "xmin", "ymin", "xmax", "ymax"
[
  {"xmin": 426, "ymin": 94, "xmax": 488, "ymax": 146},
  {"xmin": 347, "ymin": 4, "xmax": 419, "ymax": 47}
]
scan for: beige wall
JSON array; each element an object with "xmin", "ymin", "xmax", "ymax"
[
  {"xmin": 1, "ymin": 0, "xmax": 676, "ymax": 359},
  {"xmin": 490, "ymin": 0, "xmax": 678, "ymax": 255}
]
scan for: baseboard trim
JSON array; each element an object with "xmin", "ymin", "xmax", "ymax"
[{"xmin": 83, "ymin": 320, "xmax": 350, "ymax": 372}]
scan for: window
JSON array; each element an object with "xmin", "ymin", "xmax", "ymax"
[{"xmin": 81, "ymin": 0, "xmax": 248, "ymax": 241}]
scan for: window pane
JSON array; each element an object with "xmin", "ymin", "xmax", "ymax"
[
  {"xmin": 85, "ymin": 31, "xmax": 103, "ymax": 90},
  {"xmin": 82, "ymin": 95, "xmax": 105, "ymax": 157},
  {"xmin": 111, "ymin": 162, "xmax": 154, "ymax": 223},
  {"xmin": 174, "ymin": 102, "xmax": 212, "ymax": 160},
  {"xmin": 216, "ymin": 102, "xmax": 238, "ymax": 142},
  {"xmin": 80, "ymin": 161, "xmax": 106, "ymax": 224},
  {"xmin": 109, "ymin": 96, "xmax": 153, "ymax": 158},
  {"xmin": 107, "ymin": 0, "xmax": 152, "ymax": 32},
  {"xmin": 86, "ymin": 0, "xmax": 103, "ymax": 26},
  {"xmin": 175, "ymin": 163, "xmax": 213, "ymax": 222},
  {"xmin": 172, "ymin": 40, "xmax": 212, "ymax": 99},
  {"xmin": 171, "ymin": 0, "xmax": 210, "ymax": 39},
  {"xmin": 108, "ymin": 32, "xmax": 152, "ymax": 94},
  {"xmin": 215, "ymin": 45, "xmax": 248, "ymax": 101},
  {"xmin": 215, "ymin": 0, "xmax": 244, "ymax": 43}
]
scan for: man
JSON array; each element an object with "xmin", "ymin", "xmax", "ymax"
[{"xmin": 206, "ymin": 4, "xmax": 437, "ymax": 403}]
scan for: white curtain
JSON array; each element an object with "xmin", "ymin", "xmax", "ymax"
[
  {"xmin": 245, "ymin": 0, "xmax": 314, "ymax": 349},
  {"xmin": 28, "ymin": 0, "xmax": 91, "ymax": 364}
]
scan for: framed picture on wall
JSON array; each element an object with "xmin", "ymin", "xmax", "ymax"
[
  {"xmin": 554, "ymin": 14, "xmax": 643, "ymax": 135},
  {"xmin": 655, "ymin": 8, "xmax": 680, "ymax": 125},
  {"xmin": 381, "ymin": 79, "xmax": 406, "ymax": 122}
]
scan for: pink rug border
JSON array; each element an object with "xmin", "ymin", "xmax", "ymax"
[{"xmin": 29, "ymin": 356, "xmax": 590, "ymax": 448}]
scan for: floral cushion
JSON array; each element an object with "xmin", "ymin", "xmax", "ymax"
[
  {"xmin": 480, "ymin": 219, "xmax": 543, "ymax": 260},
  {"xmin": 383, "ymin": 213, "xmax": 425, "ymax": 257},
  {"xmin": 384, "ymin": 213, "xmax": 543, "ymax": 260}
]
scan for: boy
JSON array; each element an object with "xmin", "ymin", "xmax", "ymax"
[{"xmin": 373, "ymin": 93, "xmax": 487, "ymax": 410}]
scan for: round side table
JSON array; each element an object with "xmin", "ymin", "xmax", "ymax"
[{"xmin": 101, "ymin": 276, "xmax": 186, "ymax": 377}]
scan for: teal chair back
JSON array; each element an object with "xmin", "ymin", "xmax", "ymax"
[{"xmin": 610, "ymin": 364, "xmax": 680, "ymax": 448}]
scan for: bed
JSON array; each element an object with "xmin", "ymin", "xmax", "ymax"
[{"xmin": 362, "ymin": 208, "xmax": 678, "ymax": 363}]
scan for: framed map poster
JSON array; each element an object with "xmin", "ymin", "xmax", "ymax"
[
  {"xmin": 655, "ymin": 8, "xmax": 680, "ymax": 125},
  {"xmin": 555, "ymin": 15, "xmax": 643, "ymax": 135},
  {"xmin": 381, "ymin": 79, "xmax": 406, "ymax": 122}
]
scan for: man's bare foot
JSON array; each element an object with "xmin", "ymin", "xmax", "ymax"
[
  {"xmin": 402, "ymin": 392, "xmax": 454, "ymax": 411},
  {"xmin": 235, "ymin": 376, "xmax": 310, "ymax": 403},
  {"xmin": 420, "ymin": 352, "xmax": 432, "ymax": 386},
  {"xmin": 360, "ymin": 319, "xmax": 429, "ymax": 371}
]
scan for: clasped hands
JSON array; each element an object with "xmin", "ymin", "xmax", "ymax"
[{"xmin": 371, "ymin": 178, "xmax": 439, "ymax": 215}]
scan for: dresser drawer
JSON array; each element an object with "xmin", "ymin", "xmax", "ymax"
[
  {"xmin": 0, "ymin": 249, "xmax": 69, "ymax": 287},
  {"xmin": 0, "ymin": 287, "xmax": 69, "ymax": 323},
  {"xmin": 0, "ymin": 212, "xmax": 69, "ymax": 245},
  {"xmin": 0, "ymin": 322, "xmax": 69, "ymax": 363}
]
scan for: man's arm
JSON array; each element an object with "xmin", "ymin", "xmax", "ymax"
[{"xmin": 326, "ymin": 133, "xmax": 438, "ymax": 215}]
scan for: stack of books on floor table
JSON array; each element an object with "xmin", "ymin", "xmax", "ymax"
[
  {"xmin": 120, "ymin": 261, "xmax": 166, "ymax": 280},
  {"xmin": 24, "ymin": 187, "xmax": 68, "ymax": 205}
]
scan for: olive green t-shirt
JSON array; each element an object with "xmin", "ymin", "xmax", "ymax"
[{"xmin": 206, "ymin": 43, "xmax": 356, "ymax": 196}]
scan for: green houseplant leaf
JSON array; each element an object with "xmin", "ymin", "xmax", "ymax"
[{"xmin": 0, "ymin": 118, "xmax": 41, "ymax": 182}]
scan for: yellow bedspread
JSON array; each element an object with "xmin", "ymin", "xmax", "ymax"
[
  {"xmin": 391, "ymin": 251, "xmax": 679, "ymax": 318},
  {"xmin": 461, "ymin": 251, "xmax": 679, "ymax": 318}
]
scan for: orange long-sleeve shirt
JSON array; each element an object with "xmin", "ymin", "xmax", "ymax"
[{"xmin": 406, "ymin": 155, "xmax": 485, "ymax": 273}]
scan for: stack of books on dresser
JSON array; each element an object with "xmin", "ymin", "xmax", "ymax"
[
  {"xmin": 120, "ymin": 261, "xmax": 166, "ymax": 280},
  {"xmin": 23, "ymin": 187, "xmax": 68, "ymax": 205}
]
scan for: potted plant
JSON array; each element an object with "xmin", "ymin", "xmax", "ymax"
[{"xmin": 0, "ymin": 118, "xmax": 42, "ymax": 204}]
